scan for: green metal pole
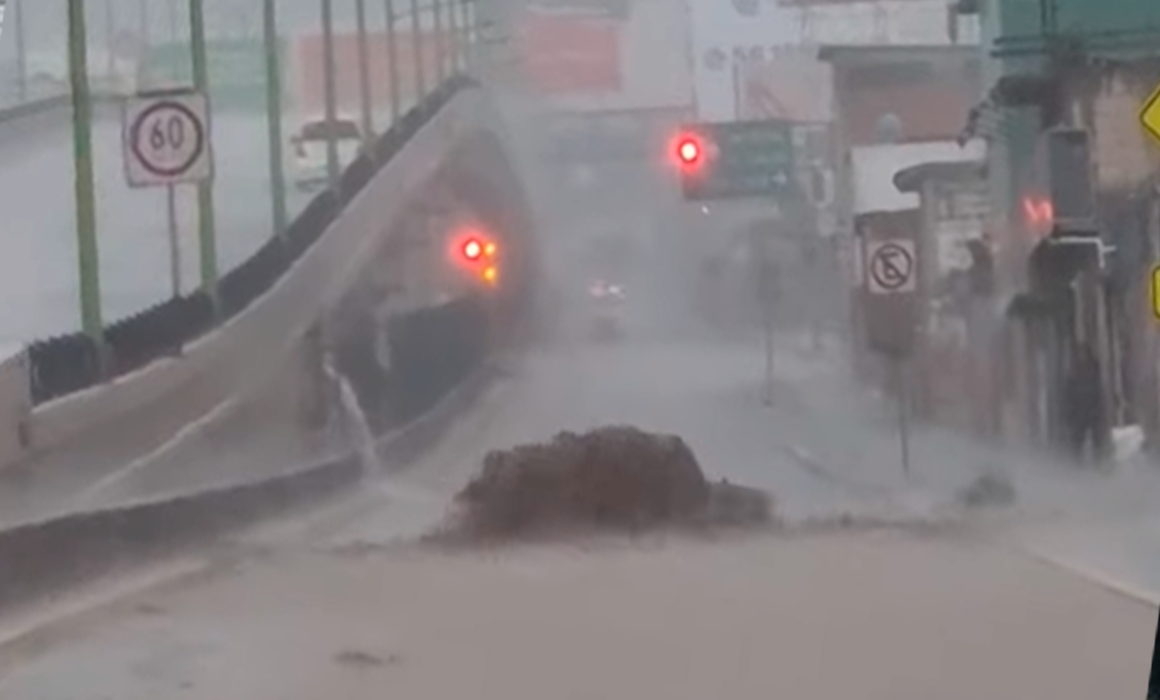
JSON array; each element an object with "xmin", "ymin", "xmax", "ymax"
[
  {"xmin": 139, "ymin": 0, "xmax": 149, "ymax": 48},
  {"xmin": 189, "ymin": 0, "xmax": 219, "ymax": 310},
  {"xmin": 321, "ymin": 0, "xmax": 341, "ymax": 191},
  {"xmin": 410, "ymin": 0, "xmax": 426, "ymax": 100},
  {"xmin": 432, "ymin": 0, "xmax": 444, "ymax": 84},
  {"xmin": 462, "ymin": 0, "xmax": 474, "ymax": 72},
  {"xmin": 355, "ymin": 0, "xmax": 374, "ymax": 145},
  {"xmin": 67, "ymin": 0, "xmax": 104, "ymax": 344},
  {"xmin": 385, "ymin": 0, "xmax": 401, "ymax": 123},
  {"xmin": 105, "ymin": 0, "xmax": 116, "ymax": 84},
  {"xmin": 263, "ymin": 0, "xmax": 288, "ymax": 241},
  {"xmin": 169, "ymin": 0, "xmax": 179, "ymax": 45},
  {"xmin": 138, "ymin": 0, "xmax": 150, "ymax": 87},
  {"xmin": 14, "ymin": 0, "xmax": 27, "ymax": 102},
  {"xmin": 447, "ymin": 0, "xmax": 460, "ymax": 74}
]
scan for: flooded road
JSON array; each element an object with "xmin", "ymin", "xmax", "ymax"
[{"xmin": 0, "ymin": 335, "xmax": 1157, "ymax": 698}]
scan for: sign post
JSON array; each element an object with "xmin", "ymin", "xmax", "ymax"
[
  {"xmin": 166, "ymin": 185, "xmax": 180, "ymax": 297},
  {"xmin": 895, "ymin": 354, "xmax": 911, "ymax": 478},
  {"xmin": 757, "ymin": 235, "xmax": 780, "ymax": 407},
  {"xmin": 865, "ymin": 237, "xmax": 918, "ymax": 478},
  {"xmin": 122, "ymin": 88, "xmax": 214, "ymax": 301}
]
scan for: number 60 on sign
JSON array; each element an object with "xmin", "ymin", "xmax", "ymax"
[{"xmin": 122, "ymin": 89, "xmax": 213, "ymax": 188}]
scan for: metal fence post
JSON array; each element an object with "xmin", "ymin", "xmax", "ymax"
[
  {"xmin": 263, "ymin": 0, "xmax": 288, "ymax": 241},
  {"xmin": 355, "ymin": 0, "xmax": 375, "ymax": 145},
  {"xmin": 67, "ymin": 0, "xmax": 104, "ymax": 346},
  {"xmin": 14, "ymin": 0, "xmax": 27, "ymax": 102},
  {"xmin": 447, "ymin": 0, "xmax": 460, "ymax": 74},
  {"xmin": 321, "ymin": 0, "xmax": 341, "ymax": 191},
  {"xmin": 385, "ymin": 0, "xmax": 402, "ymax": 123},
  {"xmin": 410, "ymin": 0, "xmax": 426, "ymax": 99},
  {"xmin": 433, "ymin": 0, "xmax": 445, "ymax": 84},
  {"xmin": 189, "ymin": 0, "xmax": 219, "ymax": 312}
]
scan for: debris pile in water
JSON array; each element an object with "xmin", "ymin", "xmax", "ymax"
[{"xmin": 438, "ymin": 426, "xmax": 773, "ymax": 541}]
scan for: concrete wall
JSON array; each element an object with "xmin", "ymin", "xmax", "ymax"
[
  {"xmin": 0, "ymin": 348, "xmax": 30, "ymax": 469},
  {"xmin": 6, "ymin": 86, "xmax": 515, "ymax": 474}
]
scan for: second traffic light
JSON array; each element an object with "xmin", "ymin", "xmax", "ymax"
[
  {"xmin": 670, "ymin": 120, "xmax": 794, "ymax": 202},
  {"xmin": 675, "ymin": 134, "xmax": 703, "ymax": 168},
  {"xmin": 454, "ymin": 232, "xmax": 500, "ymax": 287}
]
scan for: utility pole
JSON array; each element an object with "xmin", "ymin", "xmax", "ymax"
[
  {"xmin": 410, "ymin": 0, "xmax": 427, "ymax": 100},
  {"xmin": 321, "ymin": 0, "xmax": 341, "ymax": 191},
  {"xmin": 189, "ymin": 0, "xmax": 219, "ymax": 311},
  {"xmin": 67, "ymin": 0, "xmax": 104, "ymax": 347},
  {"xmin": 355, "ymin": 0, "xmax": 375, "ymax": 146},
  {"xmin": 14, "ymin": 0, "xmax": 27, "ymax": 102},
  {"xmin": 263, "ymin": 0, "xmax": 288, "ymax": 241},
  {"xmin": 385, "ymin": 0, "xmax": 402, "ymax": 123}
]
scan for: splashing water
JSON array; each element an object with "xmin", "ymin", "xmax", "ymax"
[{"xmin": 323, "ymin": 354, "xmax": 382, "ymax": 474}]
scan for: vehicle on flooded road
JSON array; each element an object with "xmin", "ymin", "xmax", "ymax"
[
  {"xmin": 290, "ymin": 116, "xmax": 364, "ymax": 192},
  {"xmin": 587, "ymin": 278, "xmax": 627, "ymax": 342}
]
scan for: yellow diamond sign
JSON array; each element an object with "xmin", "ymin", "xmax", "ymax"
[{"xmin": 1141, "ymin": 83, "xmax": 1160, "ymax": 145}]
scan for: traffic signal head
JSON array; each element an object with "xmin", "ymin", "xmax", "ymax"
[
  {"xmin": 450, "ymin": 229, "xmax": 501, "ymax": 288},
  {"xmin": 671, "ymin": 129, "xmax": 709, "ymax": 170},
  {"xmin": 462, "ymin": 237, "xmax": 484, "ymax": 262},
  {"xmin": 677, "ymin": 137, "xmax": 700, "ymax": 166}
]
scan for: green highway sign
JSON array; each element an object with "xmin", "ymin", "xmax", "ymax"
[
  {"xmin": 677, "ymin": 118, "xmax": 793, "ymax": 200},
  {"xmin": 676, "ymin": 119, "xmax": 794, "ymax": 201}
]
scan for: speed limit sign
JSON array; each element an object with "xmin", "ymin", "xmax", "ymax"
[{"xmin": 122, "ymin": 89, "xmax": 213, "ymax": 188}]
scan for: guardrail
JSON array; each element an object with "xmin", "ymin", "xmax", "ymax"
[
  {"xmin": 0, "ymin": 351, "xmax": 495, "ymax": 616},
  {"xmin": 0, "ymin": 74, "xmax": 513, "ymax": 481}
]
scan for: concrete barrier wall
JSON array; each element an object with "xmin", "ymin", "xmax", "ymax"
[
  {"xmin": 0, "ymin": 454, "xmax": 362, "ymax": 613},
  {"xmin": 0, "ymin": 349, "xmax": 30, "ymax": 469},
  {"xmin": 0, "ymin": 357, "xmax": 496, "ymax": 616},
  {"xmin": 24, "ymin": 87, "xmax": 509, "ymax": 463}
]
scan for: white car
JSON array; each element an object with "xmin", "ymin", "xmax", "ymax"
[
  {"xmin": 587, "ymin": 279, "xmax": 627, "ymax": 342},
  {"xmin": 290, "ymin": 116, "xmax": 364, "ymax": 192}
]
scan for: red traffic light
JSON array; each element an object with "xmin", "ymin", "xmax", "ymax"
[
  {"xmin": 677, "ymin": 137, "xmax": 701, "ymax": 165},
  {"xmin": 462, "ymin": 238, "xmax": 484, "ymax": 261}
]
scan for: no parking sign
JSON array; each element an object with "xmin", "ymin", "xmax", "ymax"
[{"xmin": 866, "ymin": 239, "xmax": 917, "ymax": 295}]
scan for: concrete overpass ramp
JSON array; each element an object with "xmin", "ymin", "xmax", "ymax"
[{"xmin": 0, "ymin": 76, "xmax": 539, "ymax": 524}]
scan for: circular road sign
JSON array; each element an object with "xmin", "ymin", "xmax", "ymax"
[
  {"xmin": 130, "ymin": 99, "xmax": 207, "ymax": 180},
  {"xmin": 868, "ymin": 241, "xmax": 916, "ymax": 294}
]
